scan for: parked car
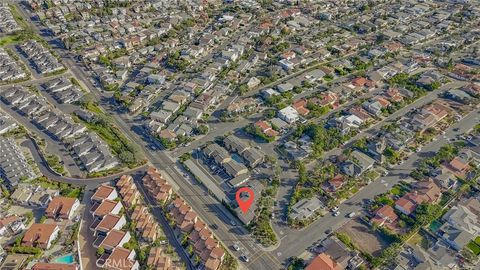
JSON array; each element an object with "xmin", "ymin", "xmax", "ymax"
[
  {"xmin": 347, "ymin": 212, "xmax": 356, "ymax": 218},
  {"xmin": 240, "ymin": 255, "xmax": 249, "ymax": 262},
  {"xmin": 230, "ymin": 220, "xmax": 237, "ymax": 226},
  {"xmin": 333, "ymin": 211, "xmax": 340, "ymax": 217},
  {"xmin": 232, "ymin": 244, "xmax": 240, "ymax": 251}
]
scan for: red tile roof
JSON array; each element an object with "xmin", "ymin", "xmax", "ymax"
[
  {"xmin": 92, "ymin": 185, "xmax": 116, "ymax": 201},
  {"xmin": 45, "ymin": 196, "xmax": 78, "ymax": 219},
  {"xmin": 374, "ymin": 205, "xmax": 398, "ymax": 223},
  {"xmin": 306, "ymin": 253, "xmax": 342, "ymax": 270},
  {"xmin": 22, "ymin": 223, "xmax": 58, "ymax": 249},
  {"xmin": 351, "ymin": 77, "xmax": 367, "ymax": 87},
  {"xmin": 94, "ymin": 199, "xmax": 121, "ymax": 217},
  {"xmin": 395, "ymin": 196, "xmax": 417, "ymax": 215},
  {"xmin": 96, "ymin": 214, "xmax": 123, "ymax": 232}
]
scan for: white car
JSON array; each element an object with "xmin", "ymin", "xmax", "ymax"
[
  {"xmin": 232, "ymin": 244, "xmax": 240, "ymax": 251},
  {"xmin": 333, "ymin": 211, "xmax": 340, "ymax": 217},
  {"xmin": 240, "ymin": 255, "xmax": 249, "ymax": 262},
  {"xmin": 348, "ymin": 212, "xmax": 356, "ymax": 218}
]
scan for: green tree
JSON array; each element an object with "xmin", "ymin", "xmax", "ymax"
[
  {"xmin": 39, "ymin": 216, "xmax": 47, "ymax": 223},
  {"xmin": 196, "ymin": 124, "xmax": 209, "ymax": 135},
  {"xmin": 298, "ymin": 161, "xmax": 307, "ymax": 185},
  {"xmin": 97, "ymin": 247, "xmax": 105, "ymax": 256}
]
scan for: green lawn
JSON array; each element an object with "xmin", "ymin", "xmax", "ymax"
[
  {"xmin": 467, "ymin": 240, "xmax": 480, "ymax": 256},
  {"xmin": 27, "ymin": 176, "xmax": 83, "ymax": 199},
  {"xmin": 80, "ymin": 116, "xmax": 143, "ymax": 167},
  {"xmin": 475, "ymin": 236, "xmax": 480, "ymax": 246},
  {"xmin": 390, "ymin": 187, "xmax": 402, "ymax": 196},
  {"xmin": 0, "ymin": 34, "xmax": 23, "ymax": 46}
]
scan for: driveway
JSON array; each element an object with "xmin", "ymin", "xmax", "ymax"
[{"xmin": 78, "ymin": 190, "xmax": 100, "ymax": 270}]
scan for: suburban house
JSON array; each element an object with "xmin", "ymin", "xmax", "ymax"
[
  {"xmin": 316, "ymin": 91, "xmax": 339, "ymax": 107},
  {"xmin": 443, "ymin": 155, "xmax": 471, "ymax": 179},
  {"xmin": 322, "ymin": 175, "xmax": 346, "ymax": 193},
  {"xmin": 142, "ymin": 167, "xmax": 173, "ymax": 204},
  {"xmin": 410, "ymin": 102, "xmax": 450, "ymax": 133},
  {"xmin": 348, "ymin": 77, "xmax": 374, "ymax": 91},
  {"xmin": 22, "ymin": 223, "xmax": 60, "ymax": 249},
  {"xmin": 292, "ymin": 99, "xmax": 310, "ymax": 116},
  {"xmin": 371, "ymin": 205, "xmax": 398, "ymax": 230},
  {"xmin": 91, "ymin": 199, "xmax": 123, "ymax": 218},
  {"xmin": 45, "ymin": 196, "xmax": 80, "ymax": 220},
  {"xmin": 395, "ymin": 179, "xmax": 441, "ymax": 215},
  {"xmin": 384, "ymin": 88, "xmax": 404, "ymax": 103},
  {"xmin": 254, "ymin": 120, "xmax": 279, "ymax": 138},
  {"xmin": 116, "ymin": 175, "xmax": 141, "ymax": 208},
  {"xmin": 437, "ymin": 197, "xmax": 480, "ymax": 250},
  {"xmin": 91, "ymin": 214, "xmax": 127, "ymax": 236},
  {"xmin": 395, "ymin": 193, "xmax": 422, "ymax": 216},
  {"xmin": 289, "ymin": 197, "xmax": 323, "ymax": 221},
  {"xmin": 366, "ymin": 137, "xmax": 387, "ymax": 163},
  {"xmin": 91, "ymin": 185, "xmax": 118, "ymax": 203},
  {"xmin": 306, "ymin": 253, "xmax": 342, "ymax": 270},
  {"xmin": 147, "ymin": 247, "xmax": 180, "ymax": 270},
  {"xmin": 95, "ymin": 229, "xmax": 131, "ymax": 252},
  {"xmin": 438, "ymin": 225, "xmax": 474, "ymax": 251},
  {"xmin": 278, "ymin": 106, "xmax": 300, "ymax": 124},
  {"xmin": 0, "ymin": 215, "xmax": 26, "ymax": 236},
  {"xmin": 341, "ymin": 150, "xmax": 375, "ymax": 177},
  {"xmin": 432, "ymin": 167, "xmax": 458, "ymax": 190}
]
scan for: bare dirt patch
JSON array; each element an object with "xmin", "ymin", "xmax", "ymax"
[{"xmin": 338, "ymin": 217, "xmax": 392, "ymax": 256}]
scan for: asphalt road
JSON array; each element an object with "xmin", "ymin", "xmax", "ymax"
[
  {"xmin": 0, "ymin": 98, "xmax": 84, "ymax": 178},
  {"xmin": 78, "ymin": 189, "xmax": 100, "ymax": 270},
  {"xmin": 21, "ymin": 137, "xmax": 148, "ymax": 188}
]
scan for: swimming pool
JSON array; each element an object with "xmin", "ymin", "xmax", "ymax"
[{"xmin": 53, "ymin": 254, "xmax": 74, "ymax": 264}]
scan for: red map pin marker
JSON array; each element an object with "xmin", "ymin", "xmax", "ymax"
[{"xmin": 236, "ymin": 187, "xmax": 254, "ymax": 214}]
